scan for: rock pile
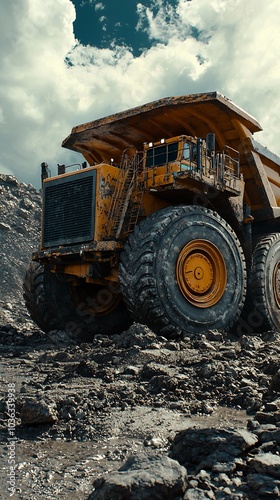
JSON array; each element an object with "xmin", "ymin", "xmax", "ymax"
[
  {"xmin": 1, "ymin": 314, "xmax": 280, "ymax": 497},
  {"xmin": 2, "ymin": 173, "xmax": 280, "ymax": 498},
  {"xmin": 0, "ymin": 173, "xmax": 41, "ymax": 304},
  {"xmin": 91, "ymin": 415, "xmax": 280, "ymax": 499}
]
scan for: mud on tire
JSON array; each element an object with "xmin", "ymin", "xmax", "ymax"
[
  {"xmin": 243, "ymin": 233, "xmax": 280, "ymax": 333},
  {"xmin": 119, "ymin": 205, "xmax": 247, "ymax": 338}
]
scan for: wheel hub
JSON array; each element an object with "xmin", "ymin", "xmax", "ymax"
[
  {"xmin": 184, "ymin": 253, "xmax": 213, "ymax": 293},
  {"xmin": 176, "ymin": 239, "xmax": 227, "ymax": 308}
]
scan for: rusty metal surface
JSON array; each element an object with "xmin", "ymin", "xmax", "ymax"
[
  {"xmin": 62, "ymin": 92, "xmax": 262, "ymax": 165},
  {"xmin": 32, "ymin": 240, "xmax": 123, "ymax": 262},
  {"xmin": 59, "ymin": 92, "xmax": 280, "ymax": 221}
]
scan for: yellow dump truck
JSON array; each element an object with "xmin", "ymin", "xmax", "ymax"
[{"xmin": 24, "ymin": 91, "xmax": 280, "ymax": 338}]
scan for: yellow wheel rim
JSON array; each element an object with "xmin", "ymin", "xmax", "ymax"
[{"xmin": 176, "ymin": 239, "xmax": 227, "ymax": 308}]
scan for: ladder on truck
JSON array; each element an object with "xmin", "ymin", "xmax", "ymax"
[{"xmin": 106, "ymin": 149, "xmax": 144, "ymax": 239}]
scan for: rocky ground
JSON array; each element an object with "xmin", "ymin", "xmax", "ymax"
[{"xmin": 2, "ymin": 174, "xmax": 280, "ymax": 499}]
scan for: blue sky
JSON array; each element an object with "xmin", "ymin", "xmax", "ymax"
[
  {"xmin": 1, "ymin": 0, "xmax": 280, "ymax": 187},
  {"xmin": 72, "ymin": 0, "xmax": 153, "ymax": 56}
]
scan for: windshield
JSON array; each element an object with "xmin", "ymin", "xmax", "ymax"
[{"xmin": 146, "ymin": 141, "xmax": 178, "ymax": 167}]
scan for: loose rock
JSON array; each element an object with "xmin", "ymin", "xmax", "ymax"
[{"xmin": 88, "ymin": 453, "xmax": 188, "ymax": 499}]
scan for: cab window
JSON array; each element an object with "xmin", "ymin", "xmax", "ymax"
[
  {"xmin": 183, "ymin": 142, "xmax": 190, "ymax": 160},
  {"xmin": 146, "ymin": 142, "xmax": 178, "ymax": 167}
]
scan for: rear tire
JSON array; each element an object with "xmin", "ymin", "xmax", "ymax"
[
  {"xmin": 23, "ymin": 261, "xmax": 132, "ymax": 339},
  {"xmin": 119, "ymin": 205, "xmax": 246, "ymax": 338},
  {"xmin": 243, "ymin": 233, "xmax": 280, "ymax": 333}
]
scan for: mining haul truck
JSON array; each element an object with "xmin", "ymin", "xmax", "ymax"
[{"xmin": 24, "ymin": 91, "xmax": 280, "ymax": 339}]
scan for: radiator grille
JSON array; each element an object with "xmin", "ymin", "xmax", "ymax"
[{"xmin": 42, "ymin": 170, "xmax": 96, "ymax": 247}]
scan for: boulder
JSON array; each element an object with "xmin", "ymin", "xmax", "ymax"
[
  {"xmin": 249, "ymin": 452, "xmax": 280, "ymax": 478},
  {"xmin": 88, "ymin": 453, "xmax": 188, "ymax": 499},
  {"xmin": 21, "ymin": 398, "xmax": 57, "ymax": 425},
  {"xmin": 170, "ymin": 427, "xmax": 258, "ymax": 472}
]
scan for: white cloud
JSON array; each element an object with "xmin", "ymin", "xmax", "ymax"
[
  {"xmin": 95, "ymin": 2, "xmax": 105, "ymax": 11},
  {"xmin": 0, "ymin": 0, "xmax": 280, "ymax": 188},
  {"xmin": 137, "ymin": 0, "xmax": 280, "ymax": 148}
]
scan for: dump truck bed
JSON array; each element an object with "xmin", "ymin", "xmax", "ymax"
[
  {"xmin": 62, "ymin": 91, "xmax": 280, "ymax": 221},
  {"xmin": 62, "ymin": 91, "xmax": 261, "ymax": 164}
]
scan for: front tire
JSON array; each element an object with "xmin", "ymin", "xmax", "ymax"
[
  {"xmin": 23, "ymin": 261, "xmax": 132, "ymax": 339},
  {"xmin": 119, "ymin": 205, "xmax": 246, "ymax": 337}
]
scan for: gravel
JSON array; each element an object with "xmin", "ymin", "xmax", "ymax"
[{"xmin": 2, "ymin": 173, "xmax": 280, "ymax": 499}]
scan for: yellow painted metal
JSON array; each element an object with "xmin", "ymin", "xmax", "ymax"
[
  {"xmin": 62, "ymin": 91, "xmax": 280, "ymax": 220},
  {"xmin": 41, "ymin": 163, "xmax": 120, "ymax": 246},
  {"xmin": 63, "ymin": 263, "xmax": 91, "ymax": 278},
  {"xmin": 41, "ymin": 92, "xmax": 280, "ymax": 262},
  {"xmin": 94, "ymin": 163, "xmax": 119, "ymax": 241},
  {"xmin": 38, "ymin": 240, "xmax": 124, "ymax": 257},
  {"xmin": 176, "ymin": 240, "xmax": 227, "ymax": 308},
  {"xmin": 62, "ymin": 92, "xmax": 261, "ymax": 165}
]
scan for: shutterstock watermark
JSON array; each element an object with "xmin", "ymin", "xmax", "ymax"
[
  {"xmin": 0, "ymin": 373, "xmax": 20, "ymax": 497},
  {"xmin": 6, "ymin": 381, "xmax": 17, "ymax": 497},
  {"xmin": 65, "ymin": 280, "xmax": 121, "ymax": 337},
  {"xmin": 236, "ymin": 308, "xmax": 264, "ymax": 337}
]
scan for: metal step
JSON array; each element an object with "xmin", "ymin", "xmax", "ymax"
[{"xmin": 106, "ymin": 149, "xmax": 143, "ymax": 239}]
